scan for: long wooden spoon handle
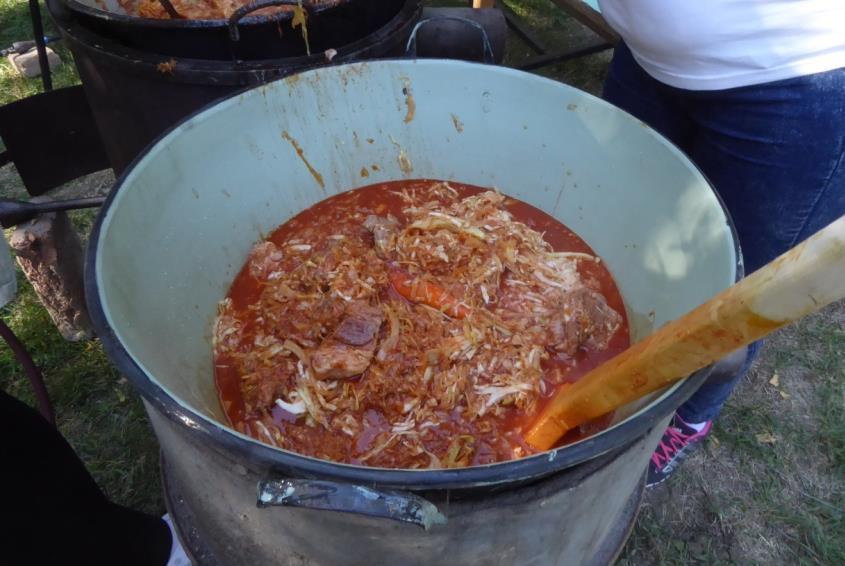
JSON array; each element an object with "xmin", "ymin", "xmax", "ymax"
[{"xmin": 524, "ymin": 215, "xmax": 845, "ymax": 450}]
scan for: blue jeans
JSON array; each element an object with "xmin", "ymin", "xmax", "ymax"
[{"xmin": 603, "ymin": 43, "xmax": 845, "ymax": 423}]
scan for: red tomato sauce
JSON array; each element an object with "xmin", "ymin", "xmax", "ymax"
[{"xmin": 215, "ymin": 180, "xmax": 629, "ymax": 466}]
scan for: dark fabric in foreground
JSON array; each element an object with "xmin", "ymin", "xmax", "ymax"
[{"xmin": 0, "ymin": 389, "xmax": 171, "ymax": 566}]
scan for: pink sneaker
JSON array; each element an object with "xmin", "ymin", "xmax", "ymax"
[{"xmin": 647, "ymin": 414, "xmax": 712, "ymax": 487}]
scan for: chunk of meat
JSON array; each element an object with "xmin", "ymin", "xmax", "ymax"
[
  {"xmin": 311, "ymin": 303, "xmax": 384, "ymax": 379},
  {"xmin": 549, "ymin": 288, "xmax": 622, "ymax": 355},
  {"xmin": 243, "ymin": 371, "xmax": 288, "ymax": 409},
  {"xmin": 334, "ymin": 305, "xmax": 383, "ymax": 346},
  {"xmin": 311, "ymin": 344, "xmax": 377, "ymax": 380},
  {"xmin": 363, "ymin": 215, "xmax": 399, "ymax": 258}
]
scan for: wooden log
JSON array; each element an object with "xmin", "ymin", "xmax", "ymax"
[{"xmin": 9, "ymin": 199, "xmax": 94, "ymax": 341}]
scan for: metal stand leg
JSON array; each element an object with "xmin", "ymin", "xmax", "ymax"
[
  {"xmin": 28, "ymin": 0, "xmax": 53, "ymax": 91},
  {"xmin": 517, "ymin": 39, "xmax": 611, "ymax": 71},
  {"xmin": 499, "ymin": 1, "xmax": 547, "ymax": 55},
  {"xmin": 0, "ymin": 318, "xmax": 55, "ymax": 426}
]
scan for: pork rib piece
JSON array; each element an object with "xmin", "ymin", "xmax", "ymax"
[{"xmin": 311, "ymin": 302, "xmax": 384, "ymax": 380}]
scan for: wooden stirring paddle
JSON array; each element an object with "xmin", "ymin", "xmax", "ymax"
[{"xmin": 524, "ymin": 215, "xmax": 845, "ymax": 451}]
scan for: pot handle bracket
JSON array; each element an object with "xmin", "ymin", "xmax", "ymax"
[
  {"xmin": 156, "ymin": 0, "xmax": 184, "ymax": 19},
  {"xmin": 257, "ymin": 478, "xmax": 447, "ymax": 530},
  {"xmin": 228, "ymin": 0, "xmax": 310, "ymax": 41},
  {"xmin": 405, "ymin": 16, "xmax": 496, "ymax": 64}
]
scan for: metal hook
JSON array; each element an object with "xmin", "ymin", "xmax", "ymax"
[
  {"xmin": 228, "ymin": 0, "xmax": 306, "ymax": 42},
  {"xmin": 156, "ymin": 0, "xmax": 184, "ymax": 19},
  {"xmin": 405, "ymin": 16, "xmax": 496, "ymax": 64}
]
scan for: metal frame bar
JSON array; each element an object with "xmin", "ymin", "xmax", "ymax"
[
  {"xmin": 499, "ymin": 1, "xmax": 547, "ymax": 55},
  {"xmin": 547, "ymin": 0, "xmax": 619, "ymax": 44},
  {"xmin": 0, "ymin": 318, "xmax": 55, "ymax": 426},
  {"xmin": 517, "ymin": 38, "xmax": 612, "ymax": 71},
  {"xmin": 28, "ymin": 0, "xmax": 53, "ymax": 91}
]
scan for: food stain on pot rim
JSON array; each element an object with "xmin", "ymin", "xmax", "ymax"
[
  {"xmin": 388, "ymin": 135, "xmax": 414, "ymax": 174},
  {"xmin": 281, "ymin": 130, "xmax": 325, "ymax": 190},
  {"xmin": 401, "ymin": 76, "xmax": 415, "ymax": 123}
]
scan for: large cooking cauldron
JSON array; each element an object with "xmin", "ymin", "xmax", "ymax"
[
  {"xmin": 63, "ymin": 0, "xmax": 409, "ymax": 60},
  {"xmin": 49, "ymin": 0, "xmax": 422, "ymax": 174},
  {"xmin": 86, "ymin": 60, "xmax": 739, "ymax": 564}
]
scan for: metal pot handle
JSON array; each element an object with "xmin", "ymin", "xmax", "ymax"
[
  {"xmin": 228, "ymin": 0, "xmax": 308, "ymax": 41},
  {"xmin": 156, "ymin": 0, "xmax": 184, "ymax": 19},
  {"xmin": 257, "ymin": 478, "xmax": 447, "ymax": 530},
  {"xmin": 405, "ymin": 16, "xmax": 496, "ymax": 64}
]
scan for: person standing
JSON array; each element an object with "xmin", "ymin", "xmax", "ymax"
[{"xmin": 596, "ymin": 0, "xmax": 845, "ymax": 485}]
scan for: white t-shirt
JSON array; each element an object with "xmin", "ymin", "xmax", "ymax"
[{"xmin": 598, "ymin": 0, "xmax": 845, "ymax": 90}]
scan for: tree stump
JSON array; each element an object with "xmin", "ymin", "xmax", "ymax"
[{"xmin": 9, "ymin": 201, "xmax": 94, "ymax": 341}]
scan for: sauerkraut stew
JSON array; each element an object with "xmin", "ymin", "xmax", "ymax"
[
  {"xmin": 214, "ymin": 180, "xmax": 628, "ymax": 468},
  {"xmin": 110, "ymin": 0, "xmax": 325, "ymax": 20}
]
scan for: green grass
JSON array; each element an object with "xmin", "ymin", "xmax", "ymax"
[
  {"xmin": 749, "ymin": 318, "xmax": 845, "ymax": 564},
  {"xmin": 0, "ymin": 0, "xmax": 80, "ymax": 106},
  {"xmin": 619, "ymin": 306, "xmax": 845, "ymax": 565},
  {"xmin": 1, "ymin": 0, "xmax": 844, "ymax": 562}
]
